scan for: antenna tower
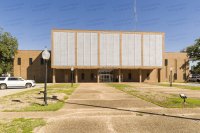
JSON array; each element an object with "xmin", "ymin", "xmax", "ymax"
[{"xmin": 134, "ymin": 0, "xmax": 137, "ymax": 31}]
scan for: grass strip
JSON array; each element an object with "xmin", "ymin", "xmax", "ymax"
[
  {"xmin": 3, "ymin": 88, "xmax": 41, "ymax": 99},
  {"xmin": 0, "ymin": 118, "xmax": 46, "ymax": 133},
  {"xmin": 43, "ymin": 84, "xmax": 79, "ymax": 89},
  {"xmin": 106, "ymin": 83, "xmax": 200, "ymax": 108},
  {"xmin": 3, "ymin": 100, "xmax": 65, "ymax": 112},
  {"xmin": 146, "ymin": 83, "xmax": 200, "ymax": 90}
]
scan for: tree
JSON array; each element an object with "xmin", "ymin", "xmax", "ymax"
[
  {"xmin": 189, "ymin": 63, "xmax": 200, "ymax": 74},
  {"xmin": 180, "ymin": 38, "xmax": 200, "ymax": 73},
  {"xmin": 0, "ymin": 28, "xmax": 18, "ymax": 75}
]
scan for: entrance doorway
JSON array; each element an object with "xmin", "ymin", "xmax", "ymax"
[
  {"xmin": 99, "ymin": 70, "xmax": 114, "ymax": 82},
  {"xmin": 99, "ymin": 74, "xmax": 113, "ymax": 82},
  {"xmin": 65, "ymin": 75, "xmax": 68, "ymax": 82}
]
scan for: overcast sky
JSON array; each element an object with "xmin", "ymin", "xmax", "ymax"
[{"xmin": 0, "ymin": 0, "xmax": 200, "ymax": 67}]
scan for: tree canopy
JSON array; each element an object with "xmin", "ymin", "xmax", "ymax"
[
  {"xmin": 180, "ymin": 38, "xmax": 200, "ymax": 74},
  {"xmin": 0, "ymin": 28, "xmax": 18, "ymax": 74}
]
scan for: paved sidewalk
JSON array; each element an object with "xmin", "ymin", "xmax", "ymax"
[
  {"xmin": 35, "ymin": 83, "xmax": 200, "ymax": 133},
  {"xmin": 0, "ymin": 83, "xmax": 200, "ymax": 132}
]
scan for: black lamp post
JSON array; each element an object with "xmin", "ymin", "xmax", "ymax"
[
  {"xmin": 42, "ymin": 46, "xmax": 50, "ymax": 106},
  {"xmin": 71, "ymin": 67, "xmax": 74, "ymax": 87},
  {"xmin": 170, "ymin": 67, "xmax": 173, "ymax": 87}
]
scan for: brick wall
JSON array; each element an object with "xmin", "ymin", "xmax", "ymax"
[{"xmin": 14, "ymin": 50, "xmax": 53, "ymax": 83}]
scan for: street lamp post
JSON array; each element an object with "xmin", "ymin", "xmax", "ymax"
[
  {"xmin": 42, "ymin": 46, "xmax": 50, "ymax": 106},
  {"xmin": 170, "ymin": 67, "xmax": 173, "ymax": 87},
  {"xmin": 71, "ymin": 67, "xmax": 74, "ymax": 87}
]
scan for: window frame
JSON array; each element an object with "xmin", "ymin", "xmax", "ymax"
[
  {"xmin": 128, "ymin": 73, "xmax": 131, "ymax": 80},
  {"xmin": 29, "ymin": 58, "xmax": 32, "ymax": 65},
  {"xmin": 41, "ymin": 58, "xmax": 44, "ymax": 65},
  {"xmin": 81, "ymin": 73, "xmax": 84, "ymax": 80},
  {"xmin": 91, "ymin": 73, "xmax": 94, "ymax": 80},
  {"xmin": 18, "ymin": 58, "xmax": 21, "ymax": 65}
]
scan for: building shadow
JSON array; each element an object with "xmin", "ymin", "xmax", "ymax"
[
  {"xmin": 27, "ymin": 51, "xmax": 53, "ymax": 83},
  {"xmin": 179, "ymin": 60, "xmax": 189, "ymax": 81}
]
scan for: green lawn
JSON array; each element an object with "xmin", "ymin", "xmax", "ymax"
[
  {"xmin": 44, "ymin": 83, "xmax": 79, "ymax": 89},
  {"xmin": 106, "ymin": 83, "xmax": 200, "ymax": 108},
  {"xmin": 0, "ymin": 118, "xmax": 46, "ymax": 133},
  {"xmin": 147, "ymin": 83, "xmax": 200, "ymax": 90}
]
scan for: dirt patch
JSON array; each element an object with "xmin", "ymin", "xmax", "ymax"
[
  {"xmin": 0, "ymin": 88, "xmax": 70, "ymax": 112},
  {"xmin": 124, "ymin": 87, "xmax": 177, "ymax": 105}
]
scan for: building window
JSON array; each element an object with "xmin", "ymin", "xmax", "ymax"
[
  {"xmin": 147, "ymin": 73, "xmax": 150, "ymax": 80},
  {"xmin": 184, "ymin": 73, "xmax": 186, "ymax": 80},
  {"xmin": 18, "ymin": 58, "xmax": 21, "ymax": 65},
  {"xmin": 41, "ymin": 58, "xmax": 44, "ymax": 65},
  {"xmin": 165, "ymin": 59, "xmax": 168, "ymax": 66},
  {"xmin": 81, "ymin": 73, "xmax": 84, "ymax": 80},
  {"xmin": 128, "ymin": 73, "xmax": 131, "ymax": 79},
  {"xmin": 174, "ymin": 73, "xmax": 177, "ymax": 80},
  {"xmin": 29, "ymin": 58, "xmax": 32, "ymax": 65},
  {"xmin": 91, "ymin": 73, "xmax": 94, "ymax": 80}
]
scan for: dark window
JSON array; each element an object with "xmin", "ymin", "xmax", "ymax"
[
  {"xmin": 165, "ymin": 59, "xmax": 168, "ymax": 66},
  {"xmin": 128, "ymin": 73, "xmax": 131, "ymax": 79},
  {"xmin": 18, "ymin": 58, "xmax": 21, "ymax": 65},
  {"xmin": 81, "ymin": 73, "xmax": 84, "ymax": 80},
  {"xmin": 29, "ymin": 58, "xmax": 32, "ymax": 65},
  {"xmin": 183, "ymin": 73, "xmax": 186, "ymax": 80},
  {"xmin": 174, "ymin": 73, "xmax": 177, "ymax": 80},
  {"xmin": 41, "ymin": 58, "xmax": 44, "ymax": 65},
  {"xmin": 91, "ymin": 73, "xmax": 94, "ymax": 80},
  {"xmin": 147, "ymin": 73, "xmax": 150, "ymax": 80},
  {"xmin": 0, "ymin": 78, "xmax": 5, "ymax": 81},
  {"xmin": 71, "ymin": 73, "xmax": 74, "ymax": 80},
  {"xmin": 8, "ymin": 78, "xmax": 17, "ymax": 80}
]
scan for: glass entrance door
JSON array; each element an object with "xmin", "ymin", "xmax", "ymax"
[
  {"xmin": 99, "ymin": 70, "xmax": 114, "ymax": 82},
  {"xmin": 99, "ymin": 74, "xmax": 113, "ymax": 82}
]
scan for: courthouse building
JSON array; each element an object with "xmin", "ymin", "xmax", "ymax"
[{"xmin": 14, "ymin": 29, "xmax": 189, "ymax": 83}]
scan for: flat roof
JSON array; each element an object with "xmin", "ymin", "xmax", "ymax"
[{"xmin": 51, "ymin": 29, "xmax": 165, "ymax": 34}]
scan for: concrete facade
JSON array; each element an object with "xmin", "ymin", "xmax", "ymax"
[{"xmin": 14, "ymin": 29, "xmax": 189, "ymax": 83}]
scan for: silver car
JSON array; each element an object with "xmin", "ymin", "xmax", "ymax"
[{"xmin": 189, "ymin": 76, "xmax": 200, "ymax": 82}]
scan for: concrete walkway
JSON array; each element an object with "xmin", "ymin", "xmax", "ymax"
[{"xmin": 34, "ymin": 83, "xmax": 200, "ymax": 133}]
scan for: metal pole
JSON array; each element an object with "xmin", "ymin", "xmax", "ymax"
[
  {"xmin": 72, "ymin": 70, "xmax": 73, "ymax": 87},
  {"xmin": 44, "ymin": 60, "xmax": 48, "ymax": 105},
  {"xmin": 170, "ymin": 70, "xmax": 172, "ymax": 87}
]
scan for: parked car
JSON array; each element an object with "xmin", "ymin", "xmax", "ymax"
[
  {"xmin": 189, "ymin": 76, "xmax": 200, "ymax": 82},
  {"xmin": 0, "ymin": 77, "xmax": 36, "ymax": 90}
]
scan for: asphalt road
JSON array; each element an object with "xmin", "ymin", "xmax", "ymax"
[{"xmin": 36, "ymin": 83, "xmax": 200, "ymax": 133}]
